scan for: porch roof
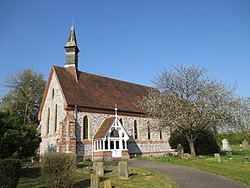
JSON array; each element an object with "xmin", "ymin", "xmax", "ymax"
[{"xmin": 93, "ymin": 117, "xmax": 115, "ymax": 139}]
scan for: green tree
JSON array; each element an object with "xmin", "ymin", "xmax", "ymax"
[
  {"xmin": 141, "ymin": 65, "xmax": 242, "ymax": 158},
  {"xmin": 1, "ymin": 69, "xmax": 45, "ymax": 125},
  {"xmin": 0, "ymin": 110, "xmax": 40, "ymax": 159}
]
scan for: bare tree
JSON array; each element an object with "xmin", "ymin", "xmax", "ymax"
[{"xmin": 140, "ymin": 65, "xmax": 240, "ymax": 158}]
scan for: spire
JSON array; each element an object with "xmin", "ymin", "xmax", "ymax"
[{"xmin": 64, "ymin": 26, "xmax": 80, "ymax": 69}]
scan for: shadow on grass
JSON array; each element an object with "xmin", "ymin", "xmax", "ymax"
[
  {"xmin": 73, "ymin": 176, "xmax": 109, "ymax": 188},
  {"xmin": 73, "ymin": 179, "xmax": 90, "ymax": 188},
  {"xmin": 20, "ymin": 166, "xmax": 41, "ymax": 179}
]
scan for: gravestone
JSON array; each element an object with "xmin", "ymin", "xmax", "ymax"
[
  {"xmin": 104, "ymin": 179, "xmax": 112, "ymax": 188},
  {"xmin": 221, "ymin": 139, "xmax": 232, "ymax": 152},
  {"xmin": 91, "ymin": 174, "xmax": 100, "ymax": 188},
  {"xmin": 180, "ymin": 153, "xmax": 193, "ymax": 160},
  {"xmin": 118, "ymin": 161, "xmax": 129, "ymax": 179},
  {"xmin": 214, "ymin": 153, "xmax": 222, "ymax": 162},
  {"xmin": 242, "ymin": 140, "xmax": 249, "ymax": 149},
  {"xmin": 93, "ymin": 161, "xmax": 104, "ymax": 177},
  {"xmin": 176, "ymin": 144, "xmax": 184, "ymax": 154}
]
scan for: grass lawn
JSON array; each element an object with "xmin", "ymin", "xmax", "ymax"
[
  {"xmin": 17, "ymin": 160, "xmax": 177, "ymax": 188},
  {"xmin": 137, "ymin": 145, "xmax": 250, "ymax": 186}
]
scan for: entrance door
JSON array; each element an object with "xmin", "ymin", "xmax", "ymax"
[{"xmin": 110, "ymin": 140, "xmax": 121, "ymax": 158}]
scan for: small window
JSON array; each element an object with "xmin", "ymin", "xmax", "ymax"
[
  {"xmin": 119, "ymin": 118, "xmax": 123, "ymax": 126},
  {"xmin": 134, "ymin": 120, "xmax": 138, "ymax": 140},
  {"xmin": 147, "ymin": 124, "xmax": 151, "ymax": 140},
  {"xmin": 54, "ymin": 104, "xmax": 57, "ymax": 133},
  {"xmin": 83, "ymin": 116, "xmax": 89, "ymax": 139},
  {"xmin": 111, "ymin": 129, "xmax": 119, "ymax": 137},
  {"xmin": 110, "ymin": 141, "xmax": 114, "ymax": 149},
  {"xmin": 147, "ymin": 125, "xmax": 151, "ymax": 140},
  {"xmin": 105, "ymin": 140, "xmax": 108, "ymax": 150},
  {"xmin": 51, "ymin": 89, "xmax": 55, "ymax": 100},
  {"xmin": 122, "ymin": 140, "xmax": 125, "ymax": 149},
  {"xmin": 46, "ymin": 108, "xmax": 50, "ymax": 135},
  {"xmin": 116, "ymin": 141, "xmax": 119, "ymax": 149},
  {"xmin": 160, "ymin": 130, "xmax": 163, "ymax": 140}
]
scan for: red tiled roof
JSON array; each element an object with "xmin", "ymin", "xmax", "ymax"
[
  {"xmin": 53, "ymin": 66, "xmax": 152, "ymax": 114},
  {"xmin": 93, "ymin": 117, "xmax": 115, "ymax": 139}
]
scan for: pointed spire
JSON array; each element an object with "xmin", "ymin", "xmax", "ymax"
[
  {"xmin": 64, "ymin": 26, "xmax": 80, "ymax": 69},
  {"xmin": 65, "ymin": 26, "xmax": 78, "ymax": 48}
]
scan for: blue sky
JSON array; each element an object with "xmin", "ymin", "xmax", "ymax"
[{"xmin": 0, "ymin": 0, "xmax": 250, "ymax": 98}]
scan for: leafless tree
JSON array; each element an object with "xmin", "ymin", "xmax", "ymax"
[{"xmin": 140, "ymin": 65, "xmax": 241, "ymax": 158}]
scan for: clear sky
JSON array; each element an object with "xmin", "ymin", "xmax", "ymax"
[{"xmin": 0, "ymin": 0, "xmax": 250, "ymax": 98}]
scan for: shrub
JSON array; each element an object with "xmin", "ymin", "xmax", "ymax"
[
  {"xmin": 169, "ymin": 129, "xmax": 220, "ymax": 155},
  {"xmin": 41, "ymin": 152, "xmax": 77, "ymax": 188},
  {"xmin": 0, "ymin": 159, "xmax": 21, "ymax": 188}
]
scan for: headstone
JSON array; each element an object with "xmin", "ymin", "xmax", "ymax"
[
  {"xmin": 176, "ymin": 144, "xmax": 184, "ymax": 154},
  {"xmin": 104, "ymin": 179, "xmax": 112, "ymax": 188},
  {"xmin": 118, "ymin": 161, "xmax": 129, "ymax": 179},
  {"xmin": 242, "ymin": 140, "xmax": 249, "ymax": 149},
  {"xmin": 214, "ymin": 153, "xmax": 222, "ymax": 162},
  {"xmin": 221, "ymin": 139, "xmax": 232, "ymax": 152},
  {"xmin": 180, "ymin": 153, "xmax": 193, "ymax": 160},
  {"xmin": 93, "ymin": 161, "xmax": 104, "ymax": 177},
  {"xmin": 91, "ymin": 174, "xmax": 100, "ymax": 188}
]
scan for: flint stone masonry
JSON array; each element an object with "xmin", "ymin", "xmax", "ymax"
[
  {"xmin": 40, "ymin": 73, "xmax": 66, "ymax": 155},
  {"xmin": 118, "ymin": 161, "xmax": 129, "ymax": 179},
  {"xmin": 39, "ymin": 73, "xmax": 172, "ymax": 159},
  {"xmin": 221, "ymin": 139, "xmax": 232, "ymax": 152},
  {"xmin": 93, "ymin": 161, "xmax": 104, "ymax": 177},
  {"xmin": 242, "ymin": 140, "xmax": 249, "ymax": 149},
  {"xmin": 75, "ymin": 111, "xmax": 171, "ymax": 158}
]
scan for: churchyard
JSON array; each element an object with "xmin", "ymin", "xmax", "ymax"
[
  {"xmin": 137, "ymin": 144, "xmax": 250, "ymax": 186},
  {"xmin": 17, "ymin": 159, "xmax": 177, "ymax": 188},
  {"xmin": 15, "ymin": 143, "xmax": 249, "ymax": 187}
]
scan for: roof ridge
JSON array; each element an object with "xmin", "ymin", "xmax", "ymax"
[{"xmin": 53, "ymin": 65, "xmax": 153, "ymax": 89}]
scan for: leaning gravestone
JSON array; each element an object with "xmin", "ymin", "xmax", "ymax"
[
  {"xmin": 118, "ymin": 161, "xmax": 129, "ymax": 179},
  {"xmin": 93, "ymin": 161, "xmax": 104, "ymax": 177},
  {"xmin": 242, "ymin": 140, "xmax": 249, "ymax": 149},
  {"xmin": 214, "ymin": 153, "xmax": 222, "ymax": 162},
  {"xmin": 221, "ymin": 139, "xmax": 232, "ymax": 152},
  {"xmin": 91, "ymin": 174, "xmax": 100, "ymax": 188}
]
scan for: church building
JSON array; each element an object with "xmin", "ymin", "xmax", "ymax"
[{"xmin": 38, "ymin": 26, "xmax": 172, "ymax": 161}]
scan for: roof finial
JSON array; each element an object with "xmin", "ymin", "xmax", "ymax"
[
  {"xmin": 72, "ymin": 17, "xmax": 75, "ymax": 27},
  {"xmin": 115, "ymin": 104, "xmax": 118, "ymax": 119}
]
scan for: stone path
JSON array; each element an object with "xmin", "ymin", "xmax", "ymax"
[{"xmin": 127, "ymin": 160, "xmax": 249, "ymax": 188}]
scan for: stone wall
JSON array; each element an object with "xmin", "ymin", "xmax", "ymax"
[
  {"xmin": 75, "ymin": 112, "xmax": 171, "ymax": 159},
  {"xmin": 39, "ymin": 72, "xmax": 66, "ymax": 155}
]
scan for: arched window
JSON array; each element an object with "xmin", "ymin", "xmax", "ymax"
[
  {"xmin": 160, "ymin": 130, "xmax": 163, "ymax": 140},
  {"xmin": 134, "ymin": 120, "xmax": 138, "ymax": 139},
  {"xmin": 110, "ymin": 128, "xmax": 119, "ymax": 137},
  {"xmin": 54, "ymin": 104, "xmax": 57, "ymax": 133},
  {"xmin": 51, "ymin": 89, "xmax": 55, "ymax": 100},
  {"xmin": 46, "ymin": 108, "xmax": 50, "ymax": 135},
  {"xmin": 83, "ymin": 116, "xmax": 89, "ymax": 139},
  {"xmin": 147, "ymin": 126, "xmax": 151, "ymax": 140},
  {"xmin": 147, "ymin": 124, "xmax": 151, "ymax": 140}
]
